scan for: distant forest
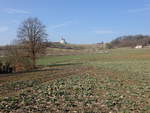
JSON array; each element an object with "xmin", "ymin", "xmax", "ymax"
[{"xmin": 110, "ymin": 35, "xmax": 150, "ymax": 48}]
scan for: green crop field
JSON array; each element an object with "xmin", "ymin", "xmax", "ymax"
[{"xmin": 0, "ymin": 48, "xmax": 150, "ymax": 112}]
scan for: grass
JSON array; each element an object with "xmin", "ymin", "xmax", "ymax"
[{"xmin": 0, "ymin": 48, "xmax": 150, "ymax": 112}]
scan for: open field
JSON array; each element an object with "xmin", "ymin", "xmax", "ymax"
[{"xmin": 0, "ymin": 48, "xmax": 150, "ymax": 112}]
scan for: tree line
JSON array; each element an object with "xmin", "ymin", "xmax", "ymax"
[{"xmin": 109, "ymin": 35, "xmax": 150, "ymax": 48}]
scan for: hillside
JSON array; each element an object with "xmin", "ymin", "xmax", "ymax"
[
  {"xmin": 45, "ymin": 42, "xmax": 105, "ymax": 56},
  {"xmin": 45, "ymin": 42, "xmax": 104, "ymax": 50},
  {"xmin": 110, "ymin": 35, "xmax": 150, "ymax": 48}
]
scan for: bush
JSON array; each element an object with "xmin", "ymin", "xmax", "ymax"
[
  {"xmin": 105, "ymin": 43, "xmax": 113, "ymax": 49},
  {"xmin": 0, "ymin": 60, "xmax": 2, "ymax": 73},
  {"xmin": 4, "ymin": 45, "xmax": 33, "ymax": 72},
  {"xmin": 15, "ymin": 57, "xmax": 32, "ymax": 72}
]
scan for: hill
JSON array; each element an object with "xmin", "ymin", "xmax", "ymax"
[
  {"xmin": 44, "ymin": 42, "xmax": 106, "ymax": 56},
  {"xmin": 110, "ymin": 35, "xmax": 150, "ymax": 48}
]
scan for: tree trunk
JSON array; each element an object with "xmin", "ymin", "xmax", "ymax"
[{"xmin": 32, "ymin": 56, "xmax": 36, "ymax": 69}]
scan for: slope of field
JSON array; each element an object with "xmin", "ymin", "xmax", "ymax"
[
  {"xmin": 0, "ymin": 48, "xmax": 150, "ymax": 112},
  {"xmin": 45, "ymin": 43, "xmax": 103, "ymax": 56}
]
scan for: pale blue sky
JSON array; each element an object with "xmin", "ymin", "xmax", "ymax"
[{"xmin": 0, "ymin": 0, "xmax": 150, "ymax": 45}]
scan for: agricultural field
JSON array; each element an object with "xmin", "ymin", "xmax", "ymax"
[{"xmin": 0, "ymin": 48, "xmax": 150, "ymax": 112}]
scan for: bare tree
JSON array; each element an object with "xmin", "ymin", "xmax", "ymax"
[{"xmin": 17, "ymin": 17, "xmax": 47, "ymax": 68}]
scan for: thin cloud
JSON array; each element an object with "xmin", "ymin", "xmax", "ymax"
[
  {"xmin": 128, "ymin": 5, "xmax": 150, "ymax": 13},
  {"xmin": 11, "ymin": 20, "xmax": 19, "ymax": 24},
  {"xmin": 0, "ymin": 26, "xmax": 8, "ymax": 32},
  {"xmin": 94, "ymin": 30, "xmax": 115, "ymax": 35},
  {"xmin": 3, "ymin": 8, "xmax": 30, "ymax": 14},
  {"xmin": 50, "ymin": 21, "xmax": 73, "ymax": 29}
]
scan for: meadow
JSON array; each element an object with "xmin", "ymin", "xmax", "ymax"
[{"xmin": 0, "ymin": 48, "xmax": 150, "ymax": 112}]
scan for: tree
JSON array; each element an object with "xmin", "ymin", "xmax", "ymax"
[{"xmin": 17, "ymin": 17, "xmax": 47, "ymax": 68}]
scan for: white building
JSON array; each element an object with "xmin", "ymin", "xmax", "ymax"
[
  {"xmin": 60, "ymin": 38, "xmax": 67, "ymax": 44},
  {"xmin": 135, "ymin": 45, "xmax": 143, "ymax": 49}
]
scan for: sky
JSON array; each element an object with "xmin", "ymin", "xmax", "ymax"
[{"xmin": 0, "ymin": 0, "xmax": 150, "ymax": 45}]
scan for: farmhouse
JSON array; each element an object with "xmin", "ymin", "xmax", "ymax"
[
  {"xmin": 96, "ymin": 42, "xmax": 106, "ymax": 48},
  {"xmin": 135, "ymin": 45, "xmax": 143, "ymax": 49}
]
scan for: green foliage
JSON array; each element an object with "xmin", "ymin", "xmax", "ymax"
[
  {"xmin": 0, "ymin": 79, "xmax": 41, "ymax": 92},
  {"xmin": 0, "ymin": 75, "xmax": 104, "ymax": 112}
]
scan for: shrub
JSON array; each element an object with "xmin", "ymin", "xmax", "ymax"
[
  {"xmin": 105, "ymin": 43, "xmax": 113, "ymax": 49},
  {"xmin": 4, "ymin": 45, "xmax": 33, "ymax": 72},
  {"xmin": 0, "ymin": 60, "xmax": 2, "ymax": 73}
]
